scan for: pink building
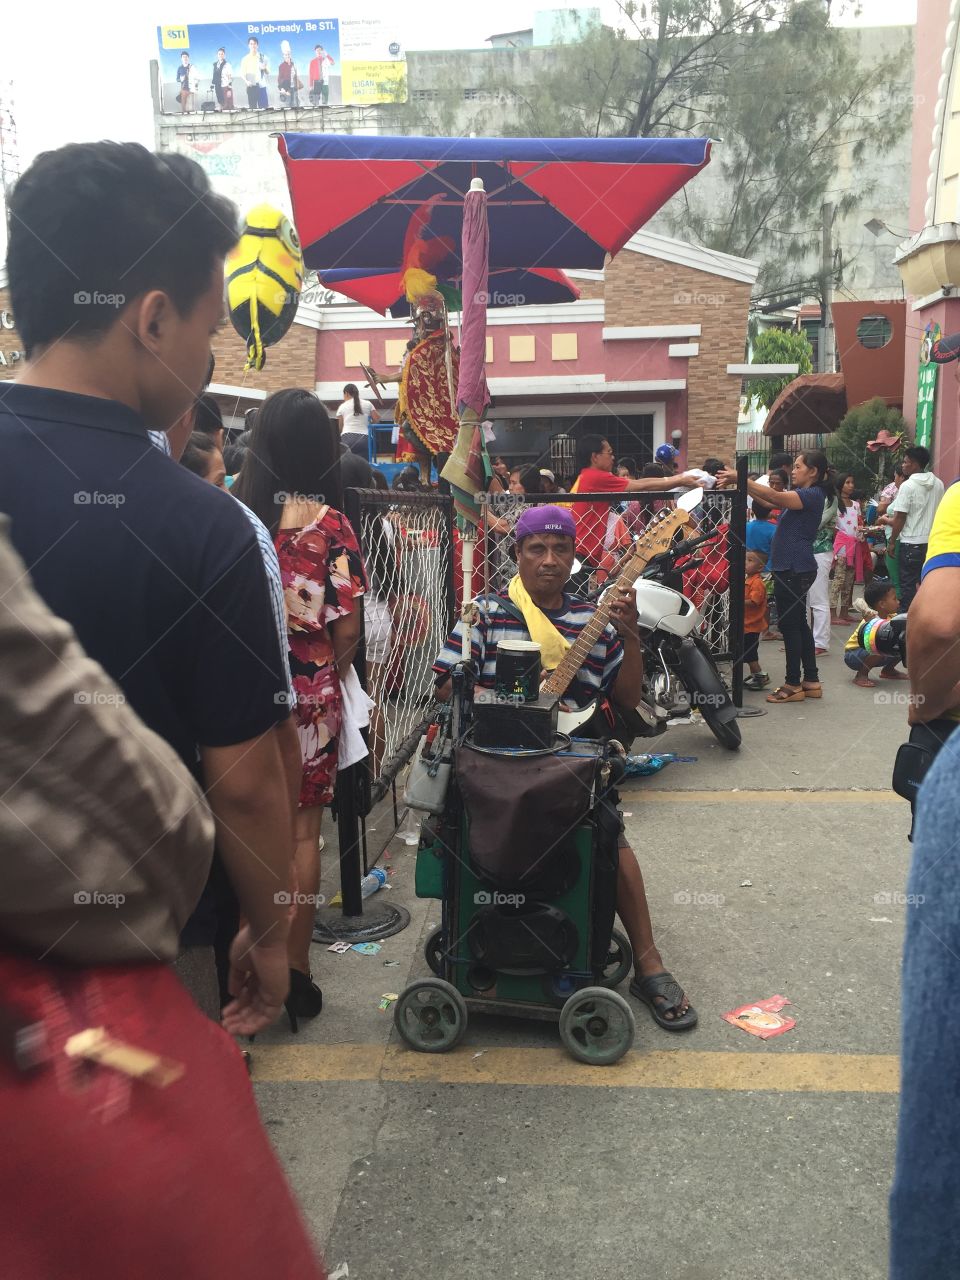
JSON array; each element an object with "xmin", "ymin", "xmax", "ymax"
[{"xmin": 896, "ymin": 0, "xmax": 960, "ymax": 478}]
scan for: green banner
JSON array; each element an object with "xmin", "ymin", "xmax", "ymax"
[{"xmin": 916, "ymin": 321, "xmax": 940, "ymax": 450}]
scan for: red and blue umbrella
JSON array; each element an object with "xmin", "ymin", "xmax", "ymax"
[
  {"xmin": 313, "ymin": 264, "xmax": 581, "ymax": 317},
  {"xmin": 276, "ymin": 133, "xmax": 712, "ymax": 272}
]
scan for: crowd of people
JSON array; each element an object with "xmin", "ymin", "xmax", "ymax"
[
  {"xmin": 725, "ymin": 444, "xmax": 945, "ymax": 703},
  {"xmin": 0, "ymin": 136, "xmax": 955, "ymax": 1279}
]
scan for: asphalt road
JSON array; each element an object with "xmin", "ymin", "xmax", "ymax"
[{"xmin": 251, "ymin": 641, "xmax": 912, "ymax": 1280}]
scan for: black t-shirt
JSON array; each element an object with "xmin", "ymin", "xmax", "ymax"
[{"xmin": 0, "ymin": 385, "xmax": 289, "ymax": 771}]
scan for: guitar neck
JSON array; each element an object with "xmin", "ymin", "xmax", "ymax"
[{"xmin": 542, "ymin": 549, "xmax": 653, "ymax": 699}]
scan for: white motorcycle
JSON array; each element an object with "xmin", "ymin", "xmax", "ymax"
[{"xmin": 630, "ymin": 528, "xmax": 741, "ymax": 750}]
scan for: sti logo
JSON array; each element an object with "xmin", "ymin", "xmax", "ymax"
[{"xmin": 160, "ymin": 25, "xmax": 190, "ymax": 48}]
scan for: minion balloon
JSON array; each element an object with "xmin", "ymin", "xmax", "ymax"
[{"xmin": 225, "ymin": 205, "xmax": 304, "ymax": 371}]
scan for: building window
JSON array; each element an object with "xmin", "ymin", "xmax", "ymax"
[
  {"xmin": 344, "ymin": 340, "xmax": 370, "ymax": 368},
  {"xmin": 509, "ymin": 335, "xmax": 536, "ymax": 363},
  {"xmin": 856, "ymin": 314, "xmax": 894, "ymax": 349},
  {"xmin": 551, "ymin": 333, "xmax": 578, "ymax": 361},
  {"xmin": 384, "ymin": 339, "xmax": 407, "ymax": 366}
]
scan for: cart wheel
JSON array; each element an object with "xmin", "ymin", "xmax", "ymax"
[
  {"xmin": 394, "ymin": 979, "xmax": 468, "ymax": 1054},
  {"xmin": 600, "ymin": 928, "xmax": 633, "ymax": 989},
  {"xmin": 424, "ymin": 926, "xmax": 452, "ymax": 977},
  {"xmin": 558, "ymin": 986, "xmax": 635, "ymax": 1065}
]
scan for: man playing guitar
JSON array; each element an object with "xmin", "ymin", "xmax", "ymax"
[{"xmin": 432, "ymin": 505, "xmax": 696, "ymax": 1031}]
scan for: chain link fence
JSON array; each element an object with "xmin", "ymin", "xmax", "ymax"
[
  {"xmin": 338, "ymin": 477, "xmax": 745, "ymax": 885},
  {"xmin": 342, "ymin": 488, "xmax": 455, "ymax": 870},
  {"xmin": 475, "ymin": 486, "xmax": 745, "ymax": 666}
]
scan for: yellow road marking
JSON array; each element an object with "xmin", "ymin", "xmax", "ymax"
[
  {"xmin": 251, "ymin": 1043, "xmax": 899, "ymax": 1093},
  {"xmin": 634, "ymin": 790, "xmax": 901, "ymax": 803},
  {"xmin": 251, "ymin": 1043, "xmax": 385, "ymax": 1082}
]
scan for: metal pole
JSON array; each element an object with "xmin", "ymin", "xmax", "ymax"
[
  {"xmin": 729, "ymin": 456, "xmax": 749, "ymax": 708},
  {"xmin": 820, "ymin": 202, "xmax": 836, "ymax": 375},
  {"xmin": 338, "ymin": 483, "xmax": 366, "ymax": 917}
]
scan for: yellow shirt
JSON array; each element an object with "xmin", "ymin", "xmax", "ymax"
[
  {"xmin": 921, "ymin": 481, "xmax": 960, "ymax": 719},
  {"xmin": 922, "ymin": 480, "xmax": 960, "ymax": 580}
]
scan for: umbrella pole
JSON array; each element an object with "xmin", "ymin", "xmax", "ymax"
[{"xmin": 458, "ymin": 406, "xmax": 480, "ymax": 662}]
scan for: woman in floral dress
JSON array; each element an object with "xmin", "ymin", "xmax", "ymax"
[{"xmin": 234, "ymin": 390, "xmax": 366, "ymax": 1027}]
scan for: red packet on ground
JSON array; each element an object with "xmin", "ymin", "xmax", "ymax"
[{"xmin": 722, "ymin": 995, "xmax": 795, "ymax": 1039}]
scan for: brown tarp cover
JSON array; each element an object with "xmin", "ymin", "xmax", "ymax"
[{"xmin": 763, "ymin": 373, "xmax": 847, "ymax": 436}]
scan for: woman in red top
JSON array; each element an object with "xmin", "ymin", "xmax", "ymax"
[{"xmin": 234, "ymin": 390, "xmax": 367, "ymax": 1028}]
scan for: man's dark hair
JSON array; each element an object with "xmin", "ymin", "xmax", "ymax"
[
  {"xmin": 642, "ymin": 462, "xmax": 666, "ymax": 478},
  {"xmin": 180, "ymin": 431, "xmax": 219, "ymax": 479},
  {"xmin": 394, "ymin": 465, "xmax": 423, "ymax": 492},
  {"xmin": 770, "ymin": 467, "xmax": 790, "ymax": 488},
  {"xmin": 575, "ymin": 433, "xmax": 607, "ymax": 472},
  {"xmin": 751, "ymin": 501, "xmax": 773, "ymax": 521},
  {"xmin": 865, "ymin": 578, "xmax": 895, "ymax": 609},
  {"xmin": 904, "ymin": 445, "xmax": 931, "ymax": 469},
  {"xmin": 193, "ymin": 393, "xmax": 223, "ymax": 438},
  {"xmin": 7, "ymin": 142, "xmax": 237, "ymax": 358},
  {"xmin": 769, "ymin": 451, "xmax": 793, "ymax": 469},
  {"xmin": 702, "ymin": 457, "xmax": 725, "ymax": 475}
]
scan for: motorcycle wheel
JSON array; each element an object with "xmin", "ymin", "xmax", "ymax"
[{"xmin": 702, "ymin": 708, "xmax": 742, "ymax": 751}]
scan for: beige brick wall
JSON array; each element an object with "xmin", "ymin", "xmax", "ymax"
[
  {"xmin": 604, "ymin": 253, "xmax": 752, "ymax": 464},
  {"xmin": 211, "ymin": 316, "xmax": 318, "ymax": 398}
]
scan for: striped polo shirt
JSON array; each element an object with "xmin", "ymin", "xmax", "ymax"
[{"xmin": 433, "ymin": 593, "xmax": 623, "ymax": 711}]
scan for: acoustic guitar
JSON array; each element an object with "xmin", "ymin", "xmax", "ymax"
[{"xmin": 542, "ymin": 498, "xmax": 699, "ymax": 735}]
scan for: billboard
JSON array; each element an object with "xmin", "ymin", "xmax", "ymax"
[{"xmin": 157, "ymin": 17, "xmax": 405, "ymax": 113}]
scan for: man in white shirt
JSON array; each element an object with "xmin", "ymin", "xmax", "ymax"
[{"xmin": 887, "ymin": 446, "xmax": 945, "ymax": 609}]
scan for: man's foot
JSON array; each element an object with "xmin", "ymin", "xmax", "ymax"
[
  {"xmin": 879, "ymin": 668, "xmax": 909, "ymax": 680},
  {"xmin": 815, "ymin": 647, "xmax": 829, "ymax": 656},
  {"xmin": 853, "ymin": 676, "xmax": 877, "ymax": 688},
  {"xmin": 629, "ymin": 970, "xmax": 697, "ymax": 1031},
  {"xmin": 762, "ymin": 631, "xmax": 782, "ymax": 641},
  {"xmin": 832, "ymin": 615, "xmax": 854, "ymax": 625},
  {"xmin": 743, "ymin": 673, "xmax": 770, "ymax": 691}
]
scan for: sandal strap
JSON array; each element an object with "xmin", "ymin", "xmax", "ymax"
[{"xmin": 637, "ymin": 972, "xmax": 686, "ymax": 1014}]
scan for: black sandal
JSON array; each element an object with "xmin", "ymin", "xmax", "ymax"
[{"xmin": 629, "ymin": 971, "xmax": 698, "ymax": 1031}]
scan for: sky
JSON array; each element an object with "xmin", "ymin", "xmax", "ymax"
[{"xmin": 0, "ymin": 0, "xmax": 918, "ymax": 175}]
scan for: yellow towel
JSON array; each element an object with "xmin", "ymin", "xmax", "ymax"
[{"xmin": 507, "ymin": 575, "xmax": 570, "ymax": 672}]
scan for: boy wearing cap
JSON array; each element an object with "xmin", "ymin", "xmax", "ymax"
[{"xmin": 432, "ymin": 505, "xmax": 697, "ymax": 1031}]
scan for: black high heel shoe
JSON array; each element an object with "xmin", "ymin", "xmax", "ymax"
[{"xmin": 284, "ymin": 968, "xmax": 323, "ymax": 1033}]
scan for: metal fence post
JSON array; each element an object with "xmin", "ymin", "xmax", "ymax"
[
  {"xmin": 338, "ymin": 483, "xmax": 366, "ymax": 918},
  {"xmin": 728, "ymin": 457, "xmax": 749, "ymax": 708}
]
